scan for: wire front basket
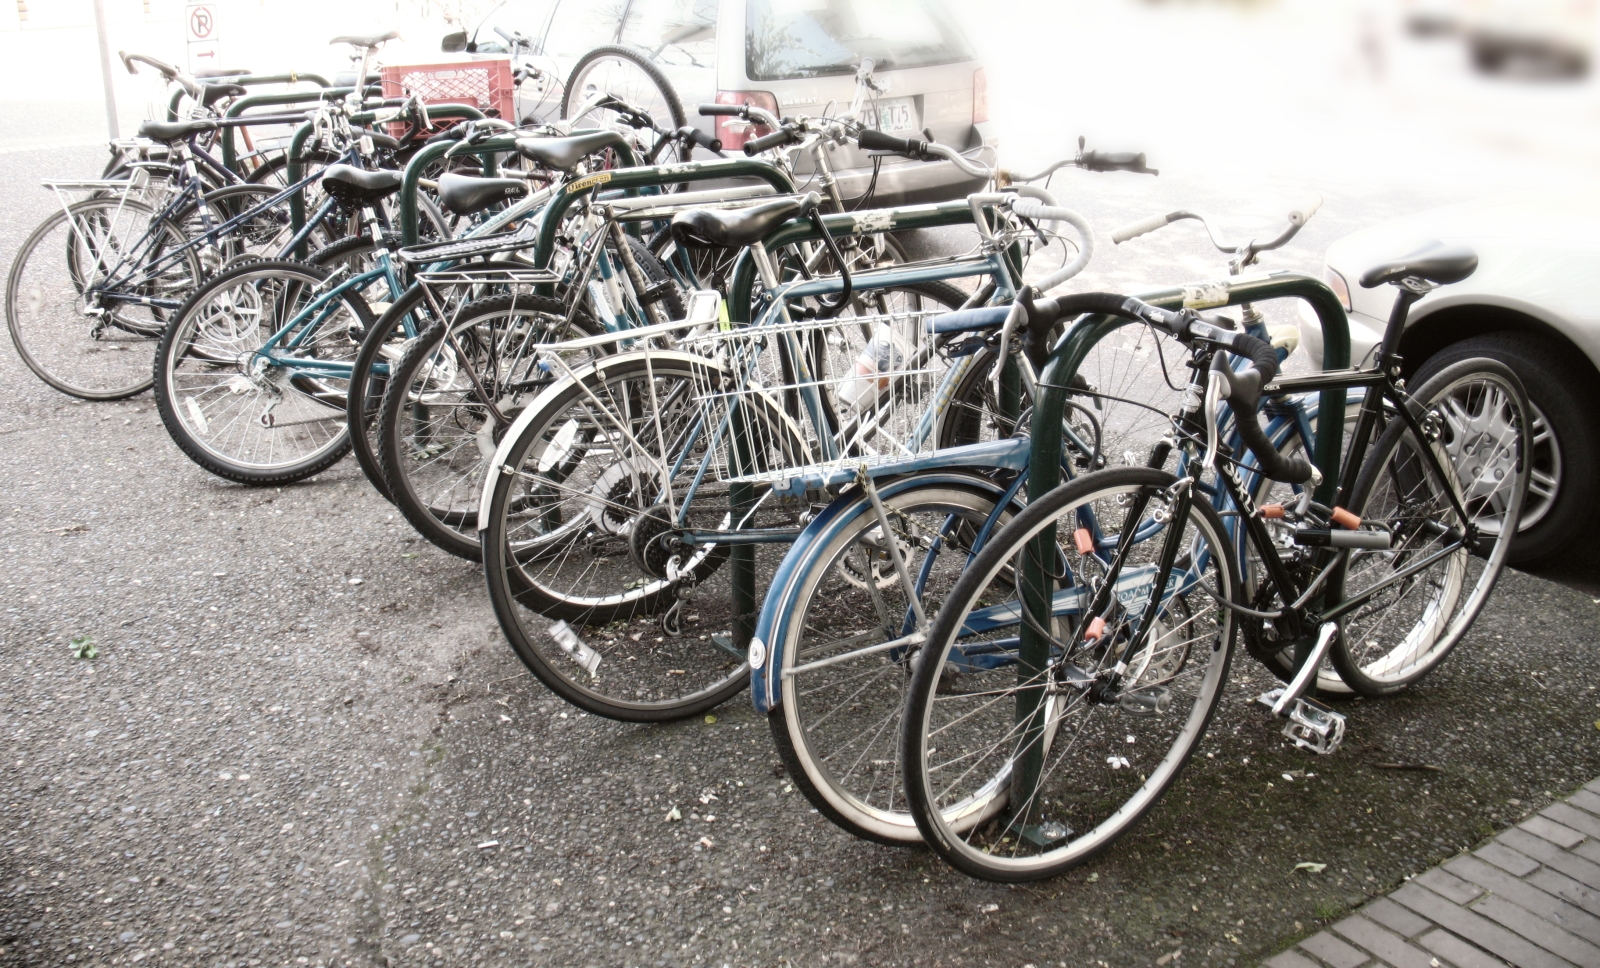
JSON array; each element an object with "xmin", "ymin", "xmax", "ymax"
[{"xmin": 675, "ymin": 307, "xmax": 952, "ymax": 494}]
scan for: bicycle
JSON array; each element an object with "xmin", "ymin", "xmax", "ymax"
[
  {"xmin": 898, "ymin": 242, "xmax": 1528, "ymax": 881},
  {"xmin": 744, "ymin": 196, "xmax": 1338, "ymax": 846}
]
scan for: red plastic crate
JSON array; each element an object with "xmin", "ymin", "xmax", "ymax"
[{"xmin": 379, "ymin": 59, "xmax": 515, "ymax": 135}]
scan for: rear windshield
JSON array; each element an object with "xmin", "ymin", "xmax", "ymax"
[{"xmin": 745, "ymin": 0, "xmax": 975, "ymax": 81}]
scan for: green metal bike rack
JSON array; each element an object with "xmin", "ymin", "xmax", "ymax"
[
  {"xmin": 1008, "ymin": 270, "xmax": 1351, "ymax": 830},
  {"xmin": 220, "ymin": 85, "xmax": 384, "ymax": 173},
  {"xmin": 526, "ymin": 156, "xmax": 791, "ymax": 266},
  {"xmin": 166, "ymin": 72, "xmax": 336, "ymax": 121},
  {"xmin": 285, "ymin": 103, "xmax": 487, "ymax": 242}
]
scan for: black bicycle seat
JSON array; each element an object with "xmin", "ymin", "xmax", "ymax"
[
  {"xmin": 137, "ymin": 119, "xmax": 218, "ymax": 142},
  {"xmin": 670, "ymin": 197, "xmax": 809, "ymax": 249},
  {"xmin": 320, "ymin": 165, "xmax": 404, "ymax": 201},
  {"xmin": 437, "ymin": 173, "xmax": 529, "ymax": 216},
  {"xmin": 200, "ymin": 82, "xmax": 247, "ymax": 107},
  {"xmin": 330, "ymin": 30, "xmax": 400, "ymax": 49},
  {"xmin": 1358, "ymin": 241, "xmax": 1478, "ymax": 289},
  {"xmin": 515, "ymin": 131, "xmax": 628, "ymax": 171}
]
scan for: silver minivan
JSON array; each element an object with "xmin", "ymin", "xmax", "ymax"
[{"xmin": 453, "ymin": 0, "xmax": 992, "ymax": 204}]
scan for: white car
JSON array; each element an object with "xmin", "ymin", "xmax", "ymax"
[{"xmin": 1310, "ymin": 194, "xmax": 1600, "ymax": 564}]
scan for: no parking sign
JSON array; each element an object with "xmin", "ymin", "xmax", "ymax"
[{"xmin": 185, "ymin": 3, "xmax": 219, "ymax": 73}]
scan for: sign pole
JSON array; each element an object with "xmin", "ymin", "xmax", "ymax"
[{"xmin": 92, "ymin": 0, "xmax": 119, "ymax": 138}]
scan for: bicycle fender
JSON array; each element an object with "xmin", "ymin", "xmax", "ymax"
[{"xmin": 751, "ymin": 470, "xmax": 1026, "ymax": 714}]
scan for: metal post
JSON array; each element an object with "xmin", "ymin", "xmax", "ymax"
[{"xmin": 91, "ymin": 0, "xmax": 119, "ymax": 138}]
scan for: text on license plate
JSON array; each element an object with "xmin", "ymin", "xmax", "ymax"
[{"xmin": 864, "ymin": 97, "xmax": 918, "ymax": 135}]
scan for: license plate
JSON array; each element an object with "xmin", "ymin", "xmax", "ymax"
[{"xmin": 863, "ymin": 96, "xmax": 918, "ymax": 135}]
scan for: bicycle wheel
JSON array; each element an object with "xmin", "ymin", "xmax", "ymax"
[
  {"xmin": 903, "ymin": 467, "xmax": 1238, "ymax": 881},
  {"xmin": 1053, "ymin": 314, "xmax": 1190, "ymax": 473},
  {"xmin": 379, "ymin": 293, "xmax": 601, "ymax": 561},
  {"xmin": 346, "ymin": 282, "xmax": 427, "ymax": 503},
  {"xmin": 768, "ymin": 473, "xmax": 1017, "ymax": 845},
  {"xmin": 7, "ymin": 197, "xmax": 200, "ymax": 399},
  {"xmin": 480, "ymin": 352, "xmax": 809, "ymax": 720},
  {"xmin": 563, "ymin": 45, "xmax": 688, "ymax": 164},
  {"xmin": 153, "ymin": 259, "xmax": 370, "ymax": 484},
  {"xmin": 1327, "ymin": 357, "xmax": 1530, "ymax": 696}
]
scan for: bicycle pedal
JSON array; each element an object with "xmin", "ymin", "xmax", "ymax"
[{"xmin": 1281, "ymin": 696, "xmax": 1346, "ymax": 756}]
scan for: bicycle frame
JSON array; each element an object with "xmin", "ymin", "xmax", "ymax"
[{"xmin": 83, "ymin": 138, "xmax": 364, "ymax": 312}]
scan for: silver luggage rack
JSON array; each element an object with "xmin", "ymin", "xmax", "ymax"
[
  {"xmin": 399, "ymin": 219, "xmax": 543, "ymax": 265},
  {"xmin": 671, "ymin": 308, "xmax": 953, "ymax": 496}
]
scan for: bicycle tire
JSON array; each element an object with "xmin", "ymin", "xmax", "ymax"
[
  {"xmin": 562, "ymin": 45, "xmax": 689, "ymax": 164},
  {"xmin": 379, "ymin": 292, "xmax": 601, "ymax": 561},
  {"xmin": 153, "ymin": 258, "xmax": 370, "ymax": 484},
  {"xmin": 1326, "ymin": 357, "xmax": 1530, "ymax": 696},
  {"xmin": 902, "ymin": 466, "xmax": 1239, "ymax": 882},
  {"xmin": 480, "ymin": 352, "xmax": 810, "ymax": 721},
  {"xmin": 6, "ymin": 196, "xmax": 200, "ymax": 400},
  {"xmin": 767, "ymin": 473, "xmax": 1018, "ymax": 845}
]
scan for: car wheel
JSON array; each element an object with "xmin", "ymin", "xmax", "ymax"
[{"xmin": 1413, "ymin": 332, "xmax": 1599, "ymax": 565}]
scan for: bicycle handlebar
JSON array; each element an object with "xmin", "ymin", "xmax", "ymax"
[
  {"xmin": 698, "ymin": 102, "xmax": 782, "ymax": 130},
  {"xmin": 120, "ymin": 50, "xmax": 203, "ymax": 98},
  {"xmin": 743, "ymin": 125, "xmax": 799, "ymax": 155},
  {"xmin": 1112, "ymin": 193, "xmax": 1323, "ymax": 255}
]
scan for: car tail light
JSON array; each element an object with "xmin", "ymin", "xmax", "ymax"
[
  {"xmin": 1324, "ymin": 265, "xmax": 1352, "ymax": 311},
  {"xmin": 972, "ymin": 68, "xmax": 989, "ymax": 124},
  {"xmin": 713, "ymin": 90, "xmax": 778, "ymax": 150}
]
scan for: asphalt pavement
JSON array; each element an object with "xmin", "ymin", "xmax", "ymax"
[{"xmin": 3, "ymin": 63, "xmax": 1600, "ymax": 968}]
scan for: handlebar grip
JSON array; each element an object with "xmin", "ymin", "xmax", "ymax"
[
  {"xmin": 1289, "ymin": 192, "xmax": 1324, "ymax": 226},
  {"xmin": 1081, "ymin": 149, "xmax": 1154, "ymax": 174},
  {"xmin": 679, "ymin": 125, "xmax": 723, "ymax": 154},
  {"xmin": 743, "ymin": 127, "xmax": 796, "ymax": 155},
  {"xmin": 698, "ymin": 103, "xmax": 745, "ymax": 117},
  {"xmin": 858, "ymin": 128, "xmax": 925, "ymax": 158},
  {"xmin": 1111, "ymin": 212, "xmax": 1174, "ymax": 244}
]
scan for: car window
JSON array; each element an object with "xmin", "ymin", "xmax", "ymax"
[
  {"xmin": 471, "ymin": 0, "xmax": 560, "ymax": 54},
  {"xmin": 543, "ymin": 0, "xmax": 631, "ymax": 58},
  {"xmin": 620, "ymin": 0, "xmax": 718, "ymax": 67},
  {"xmin": 745, "ymin": 0, "xmax": 974, "ymax": 80}
]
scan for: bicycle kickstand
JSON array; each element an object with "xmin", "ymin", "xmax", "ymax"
[{"xmin": 1256, "ymin": 621, "xmax": 1347, "ymax": 755}]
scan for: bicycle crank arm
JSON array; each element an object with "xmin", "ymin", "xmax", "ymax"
[{"xmin": 1264, "ymin": 621, "xmax": 1338, "ymax": 718}]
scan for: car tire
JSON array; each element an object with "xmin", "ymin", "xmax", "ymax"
[{"xmin": 1412, "ymin": 332, "xmax": 1600, "ymax": 565}]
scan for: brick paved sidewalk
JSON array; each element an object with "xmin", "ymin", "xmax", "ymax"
[{"xmin": 1265, "ymin": 780, "xmax": 1600, "ymax": 968}]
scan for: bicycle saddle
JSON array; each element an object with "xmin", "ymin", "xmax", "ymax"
[
  {"xmin": 437, "ymin": 173, "xmax": 529, "ymax": 216},
  {"xmin": 1358, "ymin": 241, "xmax": 1478, "ymax": 288},
  {"xmin": 195, "ymin": 67, "xmax": 250, "ymax": 78},
  {"xmin": 515, "ymin": 131, "xmax": 628, "ymax": 171},
  {"xmin": 330, "ymin": 30, "xmax": 400, "ymax": 48},
  {"xmin": 137, "ymin": 119, "xmax": 218, "ymax": 142},
  {"xmin": 320, "ymin": 165, "xmax": 404, "ymax": 201},
  {"xmin": 669, "ymin": 196, "xmax": 811, "ymax": 249},
  {"xmin": 200, "ymin": 82, "xmax": 247, "ymax": 107}
]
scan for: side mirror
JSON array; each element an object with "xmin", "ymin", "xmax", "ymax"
[{"xmin": 441, "ymin": 30, "xmax": 468, "ymax": 53}]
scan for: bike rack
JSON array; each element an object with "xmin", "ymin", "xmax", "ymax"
[
  {"xmin": 1008, "ymin": 271, "xmax": 1352, "ymax": 830},
  {"xmin": 165, "ymin": 72, "xmax": 336, "ymax": 122},
  {"xmin": 523, "ymin": 156, "xmax": 793, "ymax": 265},
  {"xmin": 220, "ymin": 85, "xmax": 383, "ymax": 173},
  {"xmin": 284, "ymin": 102, "xmax": 488, "ymax": 246}
]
